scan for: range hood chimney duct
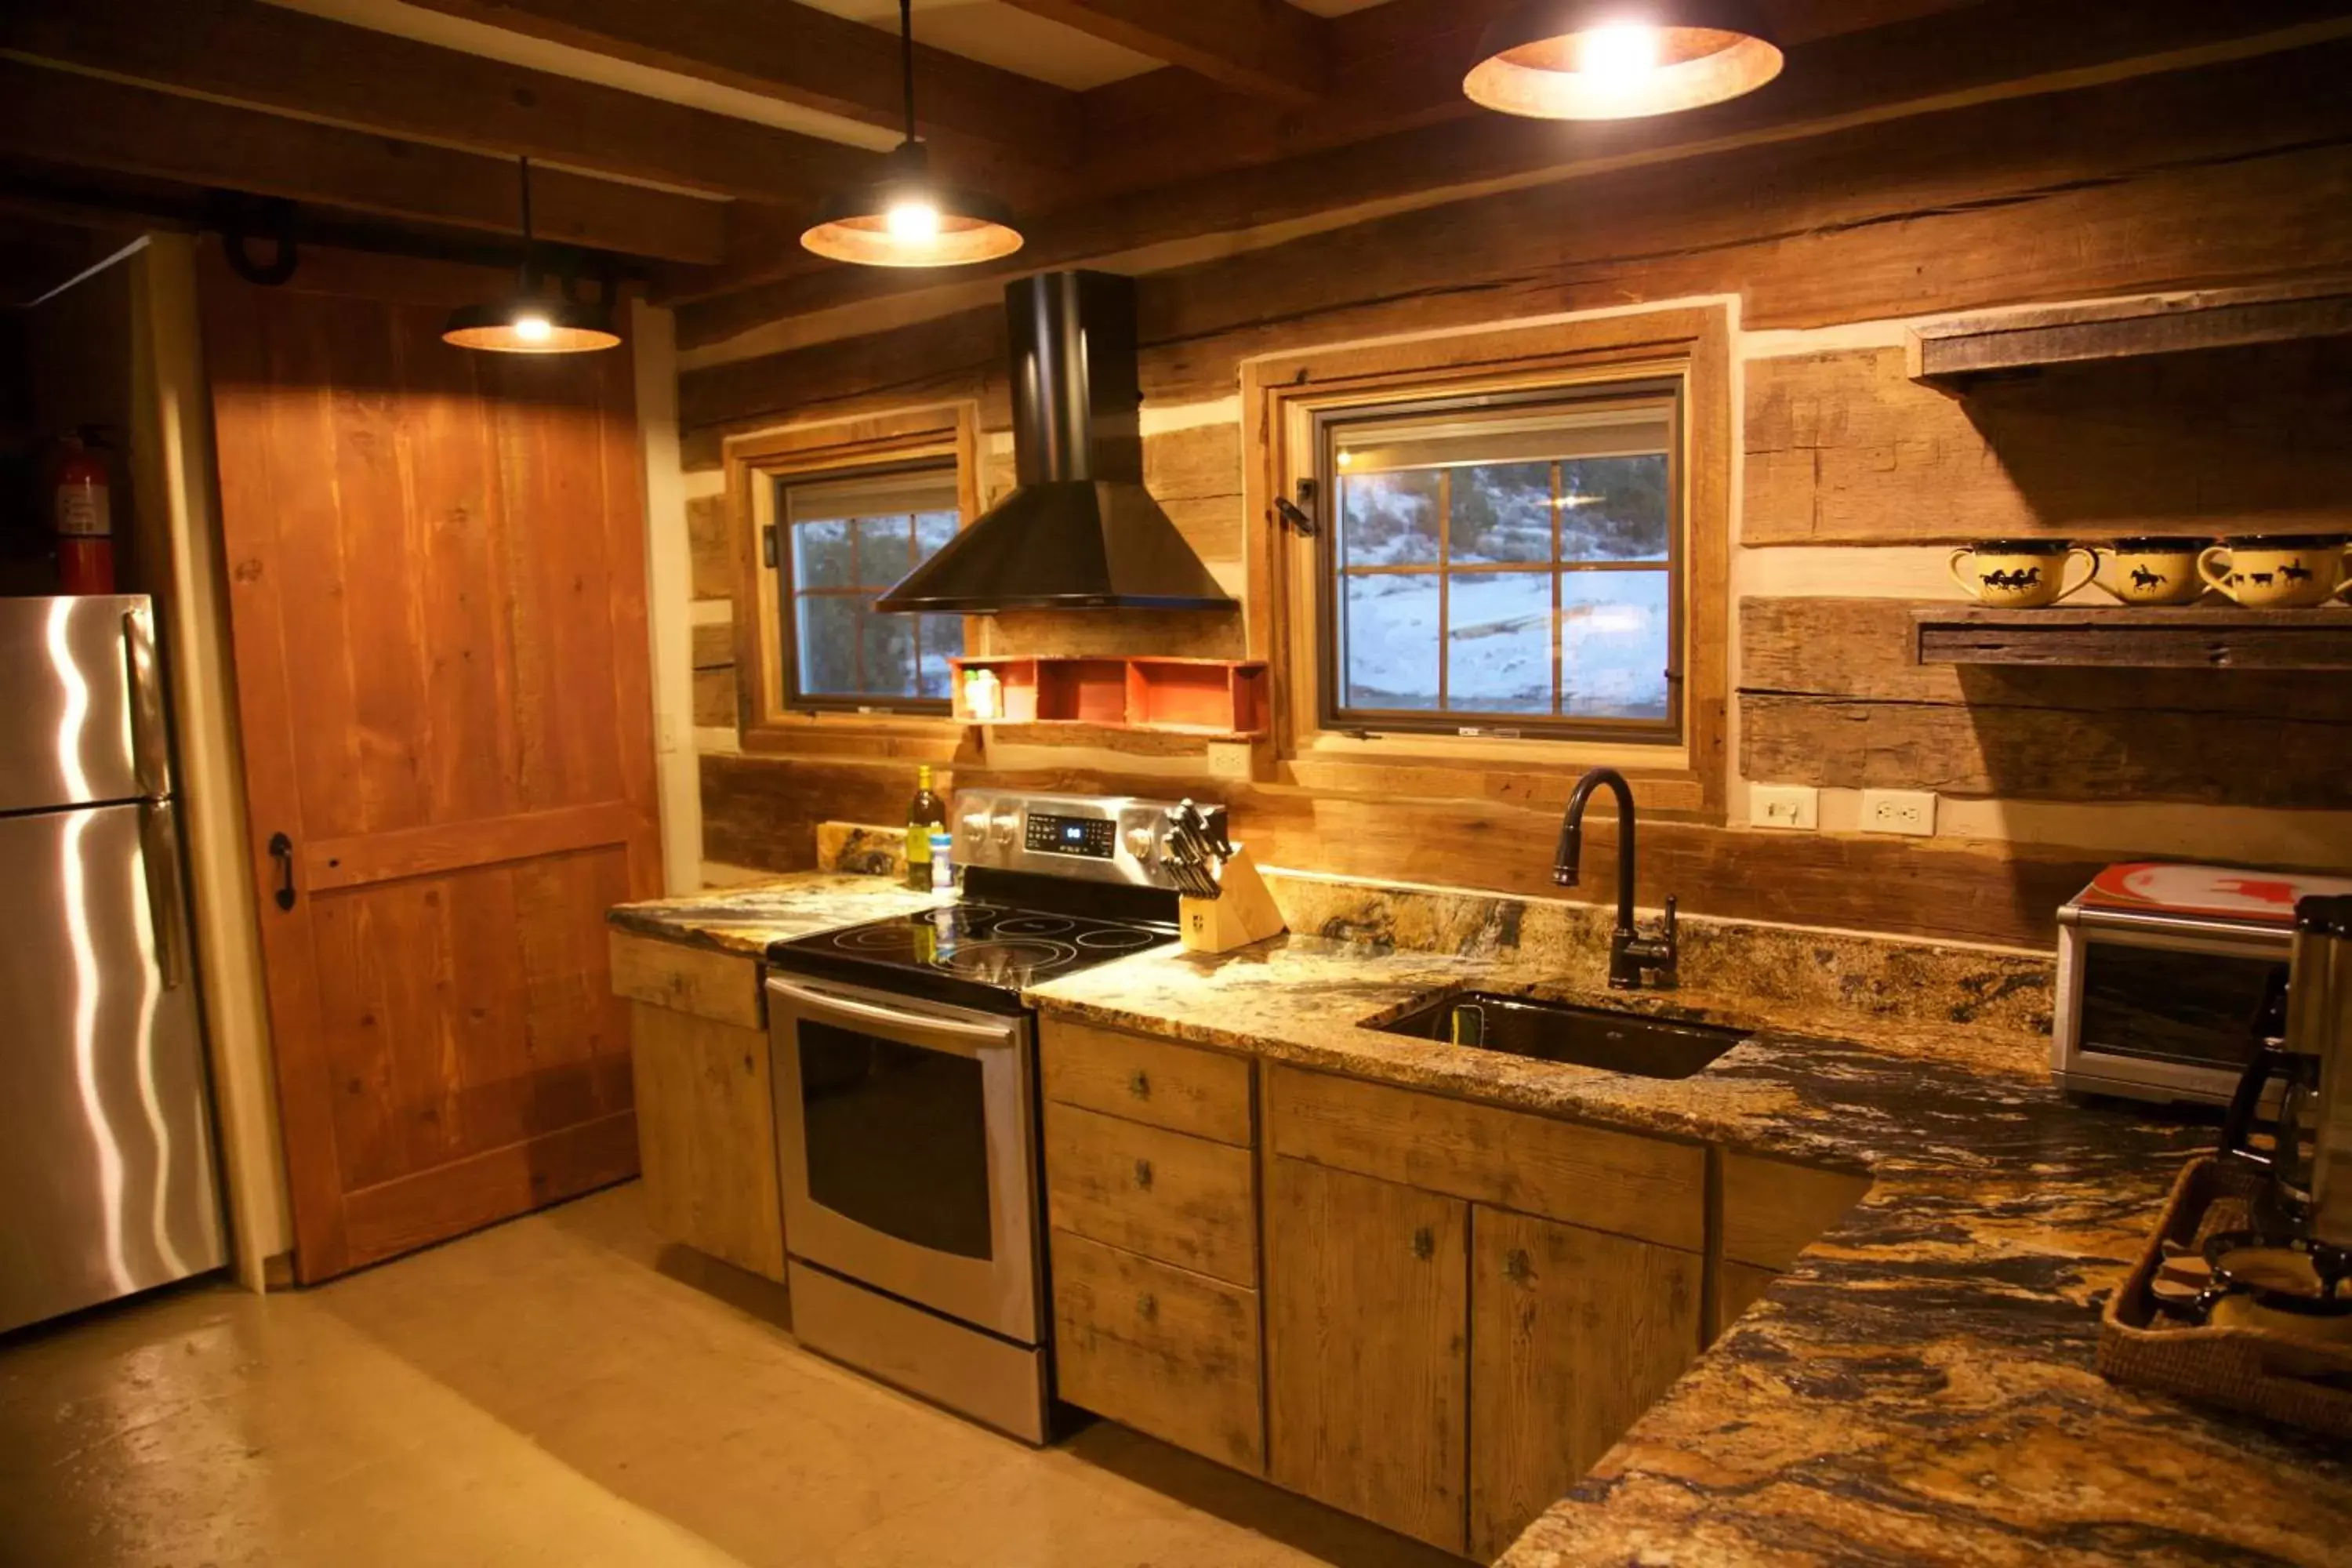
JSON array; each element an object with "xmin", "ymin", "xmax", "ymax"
[{"xmin": 874, "ymin": 270, "xmax": 1236, "ymax": 614}]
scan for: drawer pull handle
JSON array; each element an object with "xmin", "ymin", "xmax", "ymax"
[
  {"xmin": 1134, "ymin": 1158, "xmax": 1154, "ymax": 1191},
  {"xmin": 1411, "ymin": 1226, "xmax": 1434, "ymax": 1261},
  {"xmin": 1137, "ymin": 1293, "xmax": 1158, "ymax": 1323},
  {"xmin": 1128, "ymin": 1069, "xmax": 1151, "ymax": 1100},
  {"xmin": 1504, "ymin": 1248, "xmax": 1532, "ymax": 1285}
]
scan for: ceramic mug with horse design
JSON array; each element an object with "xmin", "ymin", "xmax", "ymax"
[
  {"xmin": 2198, "ymin": 535, "xmax": 2350, "ymax": 608},
  {"xmin": 2101, "ymin": 536, "xmax": 2210, "ymax": 606},
  {"xmin": 1948, "ymin": 539, "xmax": 2099, "ymax": 608}
]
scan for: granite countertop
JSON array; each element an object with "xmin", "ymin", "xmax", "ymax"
[
  {"xmin": 607, "ymin": 871, "xmax": 949, "ymax": 956},
  {"xmin": 609, "ymin": 873, "xmax": 2352, "ymax": 1563},
  {"xmin": 1023, "ymin": 935, "xmax": 2352, "ymax": 1566}
]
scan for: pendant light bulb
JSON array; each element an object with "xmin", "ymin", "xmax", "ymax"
[
  {"xmin": 442, "ymin": 156, "xmax": 620, "ymax": 354},
  {"xmin": 1581, "ymin": 24, "xmax": 1661, "ymax": 82},
  {"xmin": 884, "ymin": 198, "xmax": 944, "ymax": 243},
  {"xmin": 1465, "ymin": 2, "xmax": 1783, "ymax": 121},
  {"xmin": 800, "ymin": 0, "xmax": 1022, "ymax": 267}
]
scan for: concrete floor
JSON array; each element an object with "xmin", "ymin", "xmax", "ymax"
[{"xmin": 0, "ymin": 1181, "xmax": 1460, "ymax": 1568}]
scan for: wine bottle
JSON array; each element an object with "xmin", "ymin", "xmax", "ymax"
[{"xmin": 905, "ymin": 764, "xmax": 946, "ymax": 890}]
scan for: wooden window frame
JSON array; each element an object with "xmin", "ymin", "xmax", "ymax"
[
  {"xmin": 724, "ymin": 403, "xmax": 980, "ymax": 759},
  {"xmin": 1314, "ymin": 382, "xmax": 1685, "ymax": 745},
  {"xmin": 775, "ymin": 461, "xmax": 962, "ymax": 717},
  {"xmin": 1243, "ymin": 307, "xmax": 1730, "ymax": 823}
]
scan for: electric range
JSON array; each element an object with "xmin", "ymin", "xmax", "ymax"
[{"xmin": 761, "ymin": 791, "xmax": 1223, "ymax": 1444}]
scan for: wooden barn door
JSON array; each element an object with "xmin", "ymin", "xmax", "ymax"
[{"xmin": 201, "ymin": 251, "xmax": 660, "ymax": 1281}]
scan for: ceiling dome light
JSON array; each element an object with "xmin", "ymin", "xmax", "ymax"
[
  {"xmin": 442, "ymin": 157, "xmax": 621, "ymax": 354},
  {"xmin": 1465, "ymin": 1, "xmax": 1784, "ymax": 121},
  {"xmin": 802, "ymin": 0, "xmax": 1023, "ymax": 268}
]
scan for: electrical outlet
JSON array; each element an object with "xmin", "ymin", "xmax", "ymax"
[
  {"xmin": 1205, "ymin": 740, "xmax": 1257, "ymax": 782},
  {"xmin": 1751, "ymin": 783, "xmax": 1819, "ymax": 830},
  {"xmin": 1860, "ymin": 789, "xmax": 1937, "ymax": 837}
]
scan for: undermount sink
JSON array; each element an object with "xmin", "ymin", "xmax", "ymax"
[{"xmin": 1377, "ymin": 991, "xmax": 1748, "ymax": 1080}]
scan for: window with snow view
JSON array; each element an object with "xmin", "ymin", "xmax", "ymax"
[
  {"xmin": 776, "ymin": 465, "xmax": 963, "ymax": 713},
  {"xmin": 1318, "ymin": 387, "xmax": 1680, "ymax": 742}
]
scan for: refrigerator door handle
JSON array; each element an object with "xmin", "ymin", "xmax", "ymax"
[
  {"xmin": 122, "ymin": 604, "xmax": 171, "ymax": 799},
  {"xmin": 140, "ymin": 799, "xmax": 189, "ymax": 990}
]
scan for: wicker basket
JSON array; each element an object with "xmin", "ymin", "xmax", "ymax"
[{"xmin": 2099, "ymin": 1155, "xmax": 2352, "ymax": 1436}]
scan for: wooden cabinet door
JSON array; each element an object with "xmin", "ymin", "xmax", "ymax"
[
  {"xmin": 202, "ymin": 254, "xmax": 659, "ymax": 1280},
  {"xmin": 1266, "ymin": 1156, "xmax": 1468, "ymax": 1555},
  {"xmin": 630, "ymin": 1003, "xmax": 784, "ymax": 1282},
  {"xmin": 1468, "ymin": 1208, "xmax": 1703, "ymax": 1561}
]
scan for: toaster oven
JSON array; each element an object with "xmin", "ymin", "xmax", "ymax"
[{"xmin": 2054, "ymin": 863, "xmax": 2352, "ymax": 1105}]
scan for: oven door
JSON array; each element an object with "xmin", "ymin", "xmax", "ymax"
[{"xmin": 768, "ymin": 973, "xmax": 1039, "ymax": 1343}]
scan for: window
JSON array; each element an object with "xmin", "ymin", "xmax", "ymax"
[
  {"xmin": 777, "ymin": 466, "xmax": 964, "ymax": 711},
  {"xmin": 1319, "ymin": 385, "xmax": 1680, "ymax": 742}
]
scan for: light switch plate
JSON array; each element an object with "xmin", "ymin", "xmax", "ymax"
[
  {"xmin": 1860, "ymin": 789, "xmax": 1937, "ymax": 837},
  {"xmin": 1751, "ymin": 783, "xmax": 1819, "ymax": 830}
]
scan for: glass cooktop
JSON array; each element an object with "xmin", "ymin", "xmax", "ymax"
[{"xmin": 768, "ymin": 898, "xmax": 1178, "ymax": 1010}]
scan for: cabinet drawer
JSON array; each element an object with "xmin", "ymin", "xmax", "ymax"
[
  {"xmin": 1051, "ymin": 1230, "xmax": 1264, "ymax": 1473},
  {"xmin": 609, "ymin": 930, "xmax": 763, "ymax": 1030},
  {"xmin": 1267, "ymin": 1065, "xmax": 1703, "ymax": 1252},
  {"xmin": 1040, "ymin": 1018, "xmax": 1254, "ymax": 1146},
  {"xmin": 1044, "ymin": 1102, "xmax": 1258, "ymax": 1287}
]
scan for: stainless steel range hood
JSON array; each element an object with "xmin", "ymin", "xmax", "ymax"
[{"xmin": 875, "ymin": 271, "xmax": 1236, "ymax": 615}]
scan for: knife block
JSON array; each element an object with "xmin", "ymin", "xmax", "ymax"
[{"xmin": 1178, "ymin": 844, "xmax": 1287, "ymax": 954}]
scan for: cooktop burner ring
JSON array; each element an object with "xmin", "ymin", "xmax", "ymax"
[
  {"xmin": 993, "ymin": 914, "xmax": 1076, "ymax": 937},
  {"xmin": 933, "ymin": 938, "xmax": 1079, "ymax": 975},
  {"xmin": 1074, "ymin": 927, "xmax": 1159, "ymax": 952},
  {"xmin": 834, "ymin": 924, "xmax": 924, "ymax": 949}
]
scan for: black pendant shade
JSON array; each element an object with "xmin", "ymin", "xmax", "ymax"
[
  {"xmin": 441, "ymin": 157, "xmax": 619, "ymax": 354},
  {"xmin": 801, "ymin": 141, "xmax": 1024, "ymax": 269},
  {"xmin": 1464, "ymin": 0, "xmax": 1784, "ymax": 120},
  {"xmin": 803, "ymin": 0, "xmax": 1023, "ymax": 268}
]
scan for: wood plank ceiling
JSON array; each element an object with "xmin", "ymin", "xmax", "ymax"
[{"xmin": 5, "ymin": 0, "xmax": 2340, "ymax": 339}]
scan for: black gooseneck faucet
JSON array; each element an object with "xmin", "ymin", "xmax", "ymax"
[{"xmin": 1553, "ymin": 766, "xmax": 1679, "ymax": 990}]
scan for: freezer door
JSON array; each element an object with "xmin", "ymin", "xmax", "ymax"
[
  {"xmin": 0, "ymin": 593, "xmax": 167, "ymax": 815},
  {"xmin": 0, "ymin": 802, "xmax": 225, "ymax": 1333}
]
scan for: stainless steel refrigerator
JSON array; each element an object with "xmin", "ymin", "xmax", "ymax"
[{"xmin": 0, "ymin": 593, "xmax": 225, "ymax": 1333}]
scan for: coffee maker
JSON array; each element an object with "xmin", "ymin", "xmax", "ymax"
[{"xmin": 2288, "ymin": 895, "xmax": 2352, "ymax": 1255}]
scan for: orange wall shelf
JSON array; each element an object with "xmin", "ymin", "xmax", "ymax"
[{"xmin": 949, "ymin": 656, "xmax": 1269, "ymax": 738}]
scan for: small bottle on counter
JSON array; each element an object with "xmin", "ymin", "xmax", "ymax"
[
  {"xmin": 904, "ymin": 764, "xmax": 946, "ymax": 890},
  {"xmin": 928, "ymin": 829, "xmax": 955, "ymax": 893}
]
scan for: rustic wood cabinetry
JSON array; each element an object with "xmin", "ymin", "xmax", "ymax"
[
  {"xmin": 1265, "ymin": 1065, "xmax": 1708, "ymax": 1559},
  {"xmin": 1468, "ymin": 1210, "xmax": 1702, "ymax": 1559},
  {"xmin": 1039, "ymin": 1018, "xmax": 1267, "ymax": 1473},
  {"xmin": 1267, "ymin": 1157, "xmax": 1471, "ymax": 1553},
  {"xmin": 612, "ymin": 932, "xmax": 785, "ymax": 1282}
]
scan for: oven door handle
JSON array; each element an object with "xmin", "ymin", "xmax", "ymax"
[{"xmin": 767, "ymin": 975, "xmax": 1017, "ymax": 1058}]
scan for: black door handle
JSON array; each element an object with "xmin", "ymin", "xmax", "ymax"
[{"xmin": 268, "ymin": 832, "xmax": 296, "ymax": 911}]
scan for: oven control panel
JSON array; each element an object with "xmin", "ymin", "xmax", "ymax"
[
  {"xmin": 1025, "ymin": 813, "xmax": 1116, "ymax": 859},
  {"xmin": 953, "ymin": 790, "xmax": 1226, "ymax": 890}
]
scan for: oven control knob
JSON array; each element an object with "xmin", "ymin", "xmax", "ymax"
[
  {"xmin": 989, "ymin": 813, "xmax": 1018, "ymax": 845},
  {"xmin": 1123, "ymin": 826, "xmax": 1156, "ymax": 861},
  {"xmin": 960, "ymin": 811, "xmax": 989, "ymax": 844}
]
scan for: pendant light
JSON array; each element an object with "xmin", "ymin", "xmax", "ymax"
[
  {"xmin": 1464, "ymin": 2, "xmax": 1784, "ymax": 121},
  {"xmin": 800, "ymin": 0, "xmax": 1023, "ymax": 267},
  {"xmin": 442, "ymin": 157, "xmax": 622, "ymax": 354}
]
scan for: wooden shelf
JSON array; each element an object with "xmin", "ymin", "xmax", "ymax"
[
  {"xmin": 1912, "ymin": 605, "xmax": 2352, "ymax": 670},
  {"xmin": 949, "ymin": 655, "xmax": 1269, "ymax": 737},
  {"xmin": 1906, "ymin": 281, "xmax": 2352, "ymax": 390}
]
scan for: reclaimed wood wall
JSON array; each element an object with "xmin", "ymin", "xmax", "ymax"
[{"xmin": 676, "ymin": 38, "xmax": 2352, "ymax": 949}]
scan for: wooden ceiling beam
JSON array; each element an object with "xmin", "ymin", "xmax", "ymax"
[
  {"xmin": 0, "ymin": 0, "xmax": 871, "ymax": 207},
  {"xmin": 674, "ymin": 0, "xmax": 2352, "ymax": 346},
  {"xmin": 1004, "ymin": 0, "xmax": 1330, "ymax": 103},
  {"xmin": 0, "ymin": 60, "xmax": 728, "ymax": 264},
  {"xmin": 401, "ymin": 0, "xmax": 1081, "ymax": 169}
]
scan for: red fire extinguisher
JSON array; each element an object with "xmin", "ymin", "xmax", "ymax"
[{"xmin": 53, "ymin": 430, "xmax": 117, "ymax": 595}]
